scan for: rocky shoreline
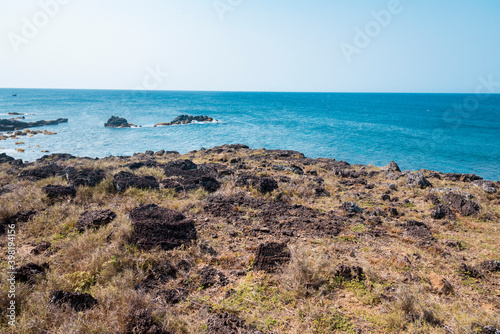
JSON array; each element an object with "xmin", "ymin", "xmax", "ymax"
[{"xmin": 0, "ymin": 144, "xmax": 499, "ymax": 333}]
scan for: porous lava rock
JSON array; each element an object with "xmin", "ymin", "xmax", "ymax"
[
  {"xmin": 42, "ymin": 185, "xmax": 76, "ymax": 200},
  {"xmin": 253, "ymin": 242, "xmax": 291, "ymax": 273},
  {"xmin": 113, "ymin": 171, "xmax": 159, "ymax": 192},
  {"xmin": 18, "ymin": 164, "xmax": 66, "ymax": 180},
  {"xmin": 50, "ymin": 290, "xmax": 98, "ymax": 312},
  {"xmin": 406, "ymin": 172, "xmax": 432, "ymax": 188},
  {"xmin": 442, "ymin": 192, "xmax": 481, "ymax": 216},
  {"xmin": 206, "ymin": 313, "xmax": 263, "ymax": 334},
  {"xmin": 199, "ymin": 266, "xmax": 228, "ymax": 289},
  {"xmin": 431, "ymin": 204, "xmax": 456, "ymax": 220},
  {"xmin": 66, "ymin": 168, "xmax": 106, "ymax": 187},
  {"xmin": 16, "ymin": 263, "xmax": 46, "ymax": 284},
  {"xmin": 125, "ymin": 309, "xmax": 170, "ymax": 334},
  {"xmin": 129, "ymin": 204, "xmax": 196, "ymax": 250},
  {"xmin": 77, "ymin": 209, "xmax": 117, "ymax": 232}
]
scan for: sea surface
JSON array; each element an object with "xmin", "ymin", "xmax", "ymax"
[{"xmin": 1, "ymin": 89, "xmax": 499, "ymax": 180}]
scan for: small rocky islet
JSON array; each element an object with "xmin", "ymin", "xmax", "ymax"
[
  {"xmin": 103, "ymin": 114, "xmax": 216, "ymax": 128},
  {"xmin": 0, "ymin": 144, "xmax": 499, "ymax": 333}
]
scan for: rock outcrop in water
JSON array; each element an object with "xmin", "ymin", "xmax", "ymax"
[
  {"xmin": 104, "ymin": 116, "xmax": 135, "ymax": 128},
  {"xmin": 0, "ymin": 118, "xmax": 68, "ymax": 132},
  {"xmin": 154, "ymin": 115, "xmax": 215, "ymax": 127}
]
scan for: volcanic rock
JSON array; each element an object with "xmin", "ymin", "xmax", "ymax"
[
  {"xmin": 0, "ymin": 118, "xmax": 68, "ymax": 131},
  {"xmin": 50, "ymin": 290, "xmax": 98, "ymax": 311},
  {"xmin": 387, "ymin": 161, "xmax": 401, "ymax": 172},
  {"xmin": 104, "ymin": 116, "xmax": 132, "ymax": 128},
  {"xmin": 113, "ymin": 171, "xmax": 159, "ymax": 192},
  {"xmin": 125, "ymin": 309, "xmax": 170, "ymax": 334},
  {"xmin": 42, "ymin": 185, "xmax": 76, "ymax": 200},
  {"xmin": 15, "ymin": 263, "xmax": 46, "ymax": 284},
  {"xmin": 66, "ymin": 168, "xmax": 106, "ymax": 187},
  {"xmin": 199, "ymin": 266, "xmax": 228, "ymax": 289},
  {"xmin": 431, "ymin": 204, "xmax": 456, "ymax": 220},
  {"xmin": 442, "ymin": 192, "xmax": 481, "ymax": 216},
  {"xmin": 18, "ymin": 164, "xmax": 66, "ymax": 180},
  {"xmin": 406, "ymin": 172, "xmax": 432, "ymax": 188},
  {"xmin": 77, "ymin": 209, "xmax": 117, "ymax": 232},
  {"xmin": 206, "ymin": 313, "xmax": 263, "ymax": 334},
  {"xmin": 253, "ymin": 242, "xmax": 291, "ymax": 273},
  {"xmin": 129, "ymin": 204, "xmax": 196, "ymax": 250},
  {"xmin": 160, "ymin": 288, "xmax": 187, "ymax": 305},
  {"xmin": 472, "ymin": 180, "xmax": 498, "ymax": 193},
  {"xmin": 154, "ymin": 115, "xmax": 214, "ymax": 127}
]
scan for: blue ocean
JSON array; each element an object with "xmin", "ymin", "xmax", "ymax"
[{"xmin": 1, "ymin": 89, "xmax": 499, "ymax": 180}]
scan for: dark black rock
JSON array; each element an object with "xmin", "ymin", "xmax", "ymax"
[
  {"xmin": 104, "ymin": 116, "xmax": 131, "ymax": 128},
  {"xmin": 77, "ymin": 209, "xmax": 117, "ymax": 232},
  {"xmin": 0, "ymin": 118, "xmax": 68, "ymax": 131},
  {"xmin": 51, "ymin": 290, "xmax": 98, "ymax": 312},
  {"xmin": 16, "ymin": 263, "xmax": 46, "ymax": 284},
  {"xmin": 129, "ymin": 204, "xmax": 197, "ymax": 250},
  {"xmin": 66, "ymin": 168, "xmax": 106, "ymax": 187},
  {"xmin": 42, "ymin": 185, "xmax": 76, "ymax": 200},
  {"xmin": 253, "ymin": 242, "xmax": 291, "ymax": 273},
  {"xmin": 431, "ymin": 205, "xmax": 456, "ymax": 220},
  {"xmin": 113, "ymin": 171, "xmax": 159, "ymax": 192},
  {"xmin": 341, "ymin": 202, "xmax": 363, "ymax": 213},
  {"xmin": 442, "ymin": 192, "xmax": 481, "ymax": 216},
  {"xmin": 166, "ymin": 159, "xmax": 197, "ymax": 170},
  {"xmin": 387, "ymin": 161, "xmax": 401, "ymax": 172},
  {"xmin": 18, "ymin": 164, "xmax": 66, "ymax": 180},
  {"xmin": 206, "ymin": 313, "xmax": 263, "ymax": 334},
  {"xmin": 199, "ymin": 266, "xmax": 228, "ymax": 289}
]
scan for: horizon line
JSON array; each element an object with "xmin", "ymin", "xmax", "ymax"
[{"xmin": 1, "ymin": 87, "xmax": 499, "ymax": 95}]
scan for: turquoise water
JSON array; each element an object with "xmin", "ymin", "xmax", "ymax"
[{"xmin": 0, "ymin": 89, "xmax": 499, "ymax": 180}]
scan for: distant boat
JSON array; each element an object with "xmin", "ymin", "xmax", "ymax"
[{"xmin": 12, "ymin": 94, "xmax": 17, "ymax": 97}]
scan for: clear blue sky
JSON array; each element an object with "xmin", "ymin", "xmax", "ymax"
[{"xmin": 1, "ymin": 0, "xmax": 499, "ymax": 92}]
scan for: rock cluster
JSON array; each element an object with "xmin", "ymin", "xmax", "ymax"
[
  {"xmin": 154, "ymin": 115, "xmax": 215, "ymax": 127},
  {"xmin": 0, "ymin": 118, "xmax": 68, "ymax": 131}
]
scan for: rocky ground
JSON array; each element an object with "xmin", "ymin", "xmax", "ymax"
[{"xmin": 0, "ymin": 144, "xmax": 499, "ymax": 333}]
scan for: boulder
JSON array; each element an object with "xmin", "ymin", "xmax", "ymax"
[
  {"xmin": 0, "ymin": 118, "xmax": 68, "ymax": 132},
  {"xmin": 113, "ymin": 171, "xmax": 159, "ymax": 192},
  {"xmin": 341, "ymin": 201, "xmax": 363, "ymax": 213},
  {"xmin": 77, "ymin": 209, "xmax": 117, "ymax": 232},
  {"xmin": 37, "ymin": 153, "xmax": 76, "ymax": 163},
  {"xmin": 402, "ymin": 220, "xmax": 435, "ymax": 246},
  {"xmin": 406, "ymin": 172, "xmax": 432, "ymax": 188},
  {"xmin": 472, "ymin": 180, "xmax": 498, "ymax": 193},
  {"xmin": 104, "ymin": 116, "xmax": 131, "ymax": 128},
  {"xmin": 15, "ymin": 263, "xmax": 46, "ymax": 284},
  {"xmin": 166, "ymin": 159, "xmax": 197, "ymax": 170},
  {"xmin": 442, "ymin": 192, "xmax": 481, "ymax": 216},
  {"xmin": 387, "ymin": 161, "xmax": 401, "ymax": 172},
  {"xmin": 253, "ymin": 242, "xmax": 291, "ymax": 273},
  {"xmin": 18, "ymin": 164, "xmax": 66, "ymax": 180},
  {"xmin": 42, "ymin": 185, "xmax": 76, "ymax": 200},
  {"xmin": 0, "ymin": 153, "xmax": 15, "ymax": 164},
  {"xmin": 129, "ymin": 204, "xmax": 197, "ymax": 250},
  {"xmin": 431, "ymin": 204, "xmax": 456, "ymax": 220},
  {"xmin": 50, "ymin": 290, "xmax": 98, "ymax": 312},
  {"xmin": 66, "ymin": 168, "xmax": 106, "ymax": 187}
]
